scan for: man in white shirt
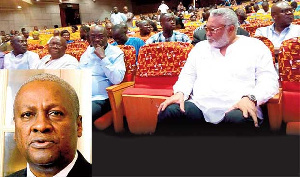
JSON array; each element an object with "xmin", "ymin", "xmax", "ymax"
[
  {"xmin": 36, "ymin": 36, "xmax": 78, "ymax": 69},
  {"xmin": 110, "ymin": 6, "xmax": 127, "ymax": 25},
  {"xmin": 7, "ymin": 73, "xmax": 91, "ymax": 177},
  {"xmin": 255, "ymin": 1, "xmax": 300, "ymax": 49},
  {"xmin": 158, "ymin": 1, "xmax": 169, "ymax": 14},
  {"xmin": 4, "ymin": 35, "xmax": 40, "ymax": 69},
  {"xmin": 158, "ymin": 8, "xmax": 279, "ymax": 129}
]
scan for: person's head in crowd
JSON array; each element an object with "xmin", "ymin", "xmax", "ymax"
[
  {"xmin": 149, "ymin": 20, "xmax": 158, "ymax": 32},
  {"xmin": 21, "ymin": 28, "xmax": 26, "ymax": 33},
  {"xmin": 22, "ymin": 30, "xmax": 30, "ymax": 39},
  {"xmin": 271, "ymin": 1, "xmax": 294, "ymax": 28},
  {"xmin": 160, "ymin": 13, "xmax": 176, "ymax": 33},
  {"xmin": 1, "ymin": 31, "xmax": 5, "ymax": 36},
  {"xmin": 44, "ymin": 25, "xmax": 48, "ymax": 30},
  {"xmin": 60, "ymin": 30, "xmax": 71, "ymax": 41},
  {"xmin": 32, "ymin": 31, "xmax": 40, "ymax": 40},
  {"xmin": 148, "ymin": 13, "xmax": 154, "ymax": 20},
  {"xmin": 53, "ymin": 29, "xmax": 60, "ymax": 37},
  {"xmin": 202, "ymin": 10, "xmax": 210, "ymax": 21},
  {"xmin": 205, "ymin": 8, "xmax": 238, "ymax": 49},
  {"xmin": 33, "ymin": 26, "xmax": 39, "ymax": 31},
  {"xmin": 161, "ymin": 0, "xmax": 165, "ymax": 5},
  {"xmin": 123, "ymin": 6, "xmax": 129, "ymax": 13},
  {"xmin": 54, "ymin": 25, "xmax": 59, "ymax": 28},
  {"xmin": 48, "ymin": 36, "xmax": 67, "ymax": 60},
  {"xmin": 72, "ymin": 25, "xmax": 78, "ymax": 33},
  {"xmin": 112, "ymin": 6, "xmax": 119, "ymax": 14},
  {"xmin": 5, "ymin": 34, "xmax": 10, "ymax": 42},
  {"xmin": 13, "ymin": 73, "xmax": 83, "ymax": 177},
  {"xmin": 14, "ymin": 31, "xmax": 20, "ymax": 35},
  {"xmin": 175, "ymin": 16, "xmax": 185, "ymax": 29},
  {"xmin": 89, "ymin": 25, "xmax": 108, "ymax": 48},
  {"xmin": 112, "ymin": 23, "xmax": 128, "ymax": 45},
  {"xmin": 262, "ymin": 1, "xmax": 270, "ymax": 12},
  {"xmin": 178, "ymin": 13, "xmax": 184, "ymax": 20},
  {"xmin": 11, "ymin": 35, "xmax": 28, "ymax": 56},
  {"xmin": 105, "ymin": 22, "xmax": 113, "ymax": 38},
  {"xmin": 235, "ymin": 8, "xmax": 247, "ymax": 25},
  {"xmin": 138, "ymin": 20, "xmax": 152, "ymax": 36},
  {"xmin": 245, "ymin": 5, "xmax": 253, "ymax": 14},
  {"xmin": 139, "ymin": 14, "xmax": 146, "ymax": 20},
  {"xmin": 291, "ymin": 1, "xmax": 297, "ymax": 11},
  {"xmin": 253, "ymin": 4, "xmax": 260, "ymax": 13},
  {"xmin": 10, "ymin": 30, "xmax": 15, "ymax": 35},
  {"xmin": 80, "ymin": 25, "xmax": 90, "ymax": 41},
  {"xmin": 190, "ymin": 14, "xmax": 197, "ymax": 21}
]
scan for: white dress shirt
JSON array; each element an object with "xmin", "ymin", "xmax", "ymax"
[
  {"xmin": 36, "ymin": 54, "xmax": 78, "ymax": 69},
  {"xmin": 173, "ymin": 35, "xmax": 279, "ymax": 124},
  {"xmin": 27, "ymin": 151, "xmax": 78, "ymax": 177},
  {"xmin": 255, "ymin": 24, "xmax": 300, "ymax": 48},
  {"xmin": 4, "ymin": 51, "xmax": 40, "ymax": 69},
  {"xmin": 158, "ymin": 4, "xmax": 169, "ymax": 13}
]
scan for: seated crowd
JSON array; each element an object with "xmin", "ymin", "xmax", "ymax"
[{"xmin": 0, "ymin": 0, "xmax": 299, "ymax": 134}]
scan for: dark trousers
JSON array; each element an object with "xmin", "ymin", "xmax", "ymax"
[
  {"xmin": 92, "ymin": 99, "xmax": 111, "ymax": 122},
  {"xmin": 158, "ymin": 101, "xmax": 263, "ymax": 126}
]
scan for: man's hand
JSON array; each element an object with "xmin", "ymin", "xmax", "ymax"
[
  {"xmin": 228, "ymin": 97, "xmax": 259, "ymax": 127},
  {"xmin": 94, "ymin": 45, "xmax": 105, "ymax": 59},
  {"xmin": 157, "ymin": 92, "xmax": 185, "ymax": 114}
]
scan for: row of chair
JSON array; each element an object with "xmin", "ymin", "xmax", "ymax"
[{"xmin": 93, "ymin": 38, "xmax": 300, "ymax": 135}]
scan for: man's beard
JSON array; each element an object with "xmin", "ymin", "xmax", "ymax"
[{"xmin": 207, "ymin": 31, "xmax": 230, "ymax": 48}]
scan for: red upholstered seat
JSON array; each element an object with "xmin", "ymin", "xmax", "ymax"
[
  {"xmin": 93, "ymin": 45, "xmax": 136, "ymax": 132},
  {"xmin": 253, "ymin": 36, "xmax": 275, "ymax": 65},
  {"xmin": 122, "ymin": 42, "xmax": 193, "ymax": 134},
  {"xmin": 267, "ymin": 37, "xmax": 300, "ymax": 135}
]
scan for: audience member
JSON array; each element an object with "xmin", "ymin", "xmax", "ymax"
[
  {"xmin": 255, "ymin": 1, "xmax": 300, "ymax": 49},
  {"xmin": 110, "ymin": 6, "xmax": 127, "ymax": 25},
  {"xmin": 146, "ymin": 13, "xmax": 191, "ymax": 44},
  {"xmin": 134, "ymin": 20, "xmax": 156, "ymax": 41},
  {"xmin": 158, "ymin": 8, "xmax": 279, "ymax": 129},
  {"xmin": 112, "ymin": 24, "xmax": 145, "ymax": 60},
  {"xmin": 123, "ymin": 6, "xmax": 134, "ymax": 28},
  {"xmin": 80, "ymin": 25, "xmax": 90, "ymax": 43},
  {"xmin": 235, "ymin": 8, "xmax": 250, "ymax": 25},
  {"xmin": 79, "ymin": 25, "xmax": 125, "ymax": 122},
  {"xmin": 158, "ymin": 1, "xmax": 169, "ymax": 13},
  {"xmin": 177, "ymin": 1, "xmax": 185, "ymax": 12},
  {"xmin": 36, "ymin": 36, "xmax": 78, "ymax": 69},
  {"xmin": 257, "ymin": 1, "xmax": 271, "ymax": 13},
  {"xmin": 4, "ymin": 35, "xmax": 40, "ymax": 69},
  {"xmin": 0, "ymin": 34, "xmax": 12, "ymax": 52},
  {"xmin": 60, "ymin": 30, "xmax": 74, "ymax": 44}
]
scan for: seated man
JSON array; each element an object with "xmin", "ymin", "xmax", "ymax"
[
  {"xmin": 257, "ymin": 1, "xmax": 271, "ymax": 14},
  {"xmin": 7, "ymin": 73, "xmax": 91, "ymax": 177},
  {"xmin": 60, "ymin": 29, "xmax": 74, "ymax": 44},
  {"xmin": 79, "ymin": 25, "xmax": 125, "ymax": 122},
  {"xmin": 158, "ymin": 8, "xmax": 279, "ymax": 129},
  {"xmin": 36, "ymin": 36, "xmax": 78, "ymax": 69},
  {"xmin": 255, "ymin": 1, "xmax": 300, "ymax": 49},
  {"xmin": 133, "ymin": 20, "xmax": 156, "ymax": 41},
  {"xmin": 111, "ymin": 23, "xmax": 145, "ymax": 60},
  {"xmin": 47, "ymin": 29, "xmax": 60, "ymax": 44},
  {"xmin": 146, "ymin": 13, "xmax": 191, "ymax": 44},
  {"xmin": 4, "ymin": 35, "xmax": 40, "ymax": 69}
]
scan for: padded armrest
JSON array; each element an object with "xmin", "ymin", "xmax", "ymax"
[
  {"xmin": 106, "ymin": 81, "xmax": 135, "ymax": 132},
  {"xmin": 267, "ymin": 88, "xmax": 283, "ymax": 131}
]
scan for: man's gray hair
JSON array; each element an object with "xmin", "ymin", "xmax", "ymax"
[
  {"xmin": 210, "ymin": 8, "xmax": 239, "ymax": 32},
  {"xmin": 14, "ymin": 73, "xmax": 80, "ymax": 117}
]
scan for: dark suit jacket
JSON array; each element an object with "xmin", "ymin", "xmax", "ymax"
[
  {"xmin": 192, "ymin": 27, "xmax": 250, "ymax": 45},
  {"xmin": 6, "ymin": 151, "xmax": 92, "ymax": 177}
]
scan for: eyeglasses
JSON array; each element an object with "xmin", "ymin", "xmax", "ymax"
[
  {"xmin": 204, "ymin": 25, "xmax": 227, "ymax": 34},
  {"xmin": 49, "ymin": 43, "xmax": 63, "ymax": 48},
  {"xmin": 280, "ymin": 8, "xmax": 294, "ymax": 14}
]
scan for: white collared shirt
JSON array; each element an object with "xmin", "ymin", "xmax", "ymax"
[
  {"xmin": 173, "ymin": 36, "xmax": 279, "ymax": 124},
  {"xmin": 4, "ymin": 50, "xmax": 40, "ymax": 69},
  {"xmin": 36, "ymin": 54, "xmax": 78, "ymax": 69},
  {"xmin": 255, "ymin": 24, "xmax": 300, "ymax": 48},
  {"xmin": 27, "ymin": 151, "xmax": 78, "ymax": 177}
]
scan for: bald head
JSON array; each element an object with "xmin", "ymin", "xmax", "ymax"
[
  {"xmin": 90, "ymin": 25, "xmax": 108, "ymax": 47},
  {"xmin": 271, "ymin": 1, "xmax": 294, "ymax": 27},
  {"xmin": 53, "ymin": 30, "xmax": 60, "ymax": 36}
]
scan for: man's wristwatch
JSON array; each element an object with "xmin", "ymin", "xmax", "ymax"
[{"xmin": 242, "ymin": 95, "xmax": 257, "ymax": 106}]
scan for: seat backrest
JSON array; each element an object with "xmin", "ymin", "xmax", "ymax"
[
  {"xmin": 253, "ymin": 36, "xmax": 275, "ymax": 64},
  {"xmin": 135, "ymin": 42, "xmax": 193, "ymax": 89},
  {"xmin": 66, "ymin": 40, "xmax": 89, "ymax": 61},
  {"xmin": 278, "ymin": 37, "xmax": 300, "ymax": 122},
  {"xmin": 117, "ymin": 45, "xmax": 137, "ymax": 82}
]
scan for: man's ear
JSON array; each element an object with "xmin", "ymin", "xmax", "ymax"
[{"xmin": 77, "ymin": 115, "xmax": 83, "ymax": 137}]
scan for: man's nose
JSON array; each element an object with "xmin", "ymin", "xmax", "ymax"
[{"xmin": 31, "ymin": 113, "xmax": 53, "ymax": 133}]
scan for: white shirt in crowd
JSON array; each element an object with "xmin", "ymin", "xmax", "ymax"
[
  {"xmin": 158, "ymin": 3, "xmax": 169, "ymax": 13},
  {"xmin": 110, "ymin": 12, "xmax": 127, "ymax": 25},
  {"xmin": 36, "ymin": 54, "xmax": 78, "ymax": 69},
  {"xmin": 4, "ymin": 51, "xmax": 40, "ymax": 69},
  {"xmin": 173, "ymin": 35, "xmax": 279, "ymax": 124}
]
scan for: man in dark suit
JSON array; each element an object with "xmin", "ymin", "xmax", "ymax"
[
  {"xmin": 6, "ymin": 73, "xmax": 92, "ymax": 177},
  {"xmin": 192, "ymin": 26, "xmax": 249, "ymax": 45}
]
